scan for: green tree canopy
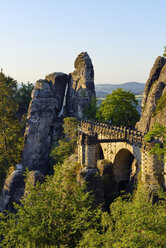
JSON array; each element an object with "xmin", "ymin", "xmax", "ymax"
[
  {"xmin": 79, "ymin": 185, "xmax": 166, "ymax": 248},
  {"xmin": 51, "ymin": 117, "xmax": 79, "ymax": 165},
  {"xmin": 0, "ymin": 160, "xmax": 101, "ymax": 248},
  {"xmin": 0, "ymin": 72, "xmax": 23, "ymax": 189},
  {"xmin": 83, "ymin": 96, "xmax": 98, "ymax": 120},
  {"xmin": 97, "ymin": 88, "xmax": 140, "ymax": 128},
  {"xmin": 15, "ymin": 82, "xmax": 34, "ymax": 111}
]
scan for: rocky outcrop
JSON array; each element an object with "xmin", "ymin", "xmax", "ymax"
[
  {"xmin": 0, "ymin": 167, "xmax": 45, "ymax": 212},
  {"xmin": 66, "ymin": 52, "xmax": 95, "ymax": 119},
  {"xmin": 77, "ymin": 166, "xmax": 105, "ymax": 206},
  {"xmin": 0, "ymin": 165, "xmax": 25, "ymax": 212},
  {"xmin": 22, "ymin": 73, "xmax": 68, "ymax": 174},
  {"xmin": 141, "ymin": 56, "xmax": 166, "ymax": 109},
  {"xmin": 136, "ymin": 57, "xmax": 166, "ymax": 133},
  {"xmin": 22, "ymin": 52, "xmax": 95, "ymax": 174}
]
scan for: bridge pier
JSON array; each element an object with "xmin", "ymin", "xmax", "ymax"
[
  {"xmin": 142, "ymin": 143, "xmax": 164, "ymax": 186},
  {"xmin": 78, "ymin": 133, "xmax": 98, "ymax": 167}
]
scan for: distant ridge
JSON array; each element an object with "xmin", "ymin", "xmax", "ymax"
[{"xmin": 95, "ymin": 82, "xmax": 145, "ymax": 98}]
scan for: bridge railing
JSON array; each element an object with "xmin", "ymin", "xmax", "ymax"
[{"xmin": 78, "ymin": 120, "xmax": 146, "ymax": 145}]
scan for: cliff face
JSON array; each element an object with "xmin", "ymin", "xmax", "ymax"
[
  {"xmin": 136, "ymin": 56, "xmax": 166, "ymax": 133},
  {"xmin": 22, "ymin": 52, "xmax": 95, "ymax": 174}
]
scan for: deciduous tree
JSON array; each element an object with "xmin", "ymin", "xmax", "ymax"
[{"xmin": 97, "ymin": 88, "xmax": 140, "ymax": 128}]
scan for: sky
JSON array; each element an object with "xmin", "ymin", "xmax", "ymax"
[{"xmin": 0, "ymin": 0, "xmax": 166, "ymax": 85}]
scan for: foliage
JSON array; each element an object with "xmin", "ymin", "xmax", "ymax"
[
  {"xmin": 50, "ymin": 139, "xmax": 73, "ymax": 165},
  {"xmin": 145, "ymin": 123, "xmax": 166, "ymax": 159},
  {"xmin": 97, "ymin": 88, "xmax": 140, "ymax": 128},
  {"xmin": 83, "ymin": 96, "xmax": 98, "ymax": 120},
  {"xmin": 78, "ymin": 185, "xmax": 166, "ymax": 248},
  {"xmin": 163, "ymin": 46, "xmax": 166, "ymax": 58},
  {"xmin": 0, "ymin": 72, "xmax": 23, "ymax": 189},
  {"xmin": 0, "ymin": 160, "xmax": 102, "ymax": 248},
  {"xmin": 51, "ymin": 117, "xmax": 79, "ymax": 165},
  {"xmin": 63, "ymin": 117, "xmax": 79, "ymax": 143},
  {"xmin": 14, "ymin": 82, "xmax": 34, "ymax": 111}
]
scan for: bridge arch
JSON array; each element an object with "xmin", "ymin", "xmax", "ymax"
[{"xmin": 113, "ymin": 148, "xmax": 138, "ymax": 191}]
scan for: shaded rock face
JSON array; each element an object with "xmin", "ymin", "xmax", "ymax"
[
  {"xmin": 136, "ymin": 57, "xmax": 166, "ymax": 133},
  {"xmin": 77, "ymin": 166, "xmax": 105, "ymax": 206},
  {"xmin": 0, "ymin": 168, "xmax": 25, "ymax": 213},
  {"xmin": 22, "ymin": 52, "xmax": 95, "ymax": 174},
  {"xmin": 0, "ymin": 169, "xmax": 45, "ymax": 213},
  {"xmin": 66, "ymin": 52, "xmax": 95, "ymax": 119},
  {"xmin": 22, "ymin": 73, "xmax": 68, "ymax": 174}
]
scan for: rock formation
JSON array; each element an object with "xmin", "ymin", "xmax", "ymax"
[
  {"xmin": 22, "ymin": 52, "xmax": 95, "ymax": 174},
  {"xmin": 136, "ymin": 56, "xmax": 166, "ymax": 133},
  {"xmin": 0, "ymin": 164, "xmax": 25, "ymax": 212},
  {"xmin": 21, "ymin": 73, "xmax": 68, "ymax": 174},
  {"xmin": 66, "ymin": 52, "xmax": 95, "ymax": 119}
]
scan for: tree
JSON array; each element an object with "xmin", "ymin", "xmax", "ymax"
[
  {"xmin": 50, "ymin": 117, "xmax": 79, "ymax": 165},
  {"xmin": 0, "ymin": 160, "xmax": 102, "ymax": 248},
  {"xmin": 145, "ymin": 123, "xmax": 166, "ymax": 159},
  {"xmin": 79, "ymin": 185, "xmax": 166, "ymax": 248},
  {"xmin": 83, "ymin": 96, "xmax": 98, "ymax": 120},
  {"xmin": 0, "ymin": 72, "xmax": 23, "ymax": 189},
  {"xmin": 97, "ymin": 88, "xmax": 140, "ymax": 128},
  {"xmin": 15, "ymin": 82, "xmax": 34, "ymax": 112},
  {"xmin": 163, "ymin": 46, "xmax": 166, "ymax": 58}
]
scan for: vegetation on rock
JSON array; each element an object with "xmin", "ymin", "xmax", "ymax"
[
  {"xmin": 145, "ymin": 123, "xmax": 166, "ymax": 159},
  {"xmin": 163, "ymin": 46, "xmax": 166, "ymax": 58},
  {"xmin": 152, "ymin": 93, "xmax": 166, "ymax": 117},
  {"xmin": 51, "ymin": 117, "xmax": 79, "ymax": 165}
]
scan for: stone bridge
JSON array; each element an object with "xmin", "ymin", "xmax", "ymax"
[{"xmin": 77, "ymin": 121, "xmax": 166, "ymax": 189}]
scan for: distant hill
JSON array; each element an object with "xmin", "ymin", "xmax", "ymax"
[{"xmin": 95, "ymin": 82, "xmax": 145, "ymax": 98}]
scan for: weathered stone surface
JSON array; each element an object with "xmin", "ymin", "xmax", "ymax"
[
  {"xmin": 136, "ymin": 56, "xmax": 166, "ymax": 133},
  {"xmin": 22, "ymin": 73, "xmax": 68, "ymax": 174},
  {"xmin": 142, "ymin": 56, "xmax": 166, "ymax": 109},
  {"xmin": 66, "ymin": 52, "xmax": 95, "ymax": 119},
  {"xmin": 0, "ymin": 167, "xmax": 25, "ymax": 212},
  {"xmin": 77, "ymin": 166, "xmax": 105, "ymax": 206},
  {"xmin": 135, "ymin": 81, "xmax": 165, "ymax": 133}
]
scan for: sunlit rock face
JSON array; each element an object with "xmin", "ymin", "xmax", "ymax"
[
  {"xmin": 136, "ymin": 56, "xmax": 166, "ymax": 133},
  {"xmin": 21, "ymin": 52, "xmax": 95, "ymax": 174},
  {"xmin": 66, "ymin": 52, "xmax": 96, "ymax": 119},
  {"xmin": 141, "ymin": 56, "xmax": 166, "ymax": 110}
]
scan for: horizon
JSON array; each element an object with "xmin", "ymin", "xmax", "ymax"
[{"xmin": 0, "ymin": 0, "xmax": 165, "ymax": 85}]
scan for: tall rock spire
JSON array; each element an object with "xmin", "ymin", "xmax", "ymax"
[{"xmin": 66, "ymin": 52, "xmax": 95, "ymax": 119}]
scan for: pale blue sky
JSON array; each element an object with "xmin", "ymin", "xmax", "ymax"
[{"xmin": 0, "ymin": 0, "xmax": 166, "ymax": 84}]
